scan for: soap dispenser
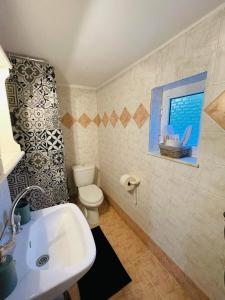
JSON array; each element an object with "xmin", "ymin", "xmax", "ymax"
[{"xmin": 0, "ymin": 255, "xmax": 17, "ymax": 299}]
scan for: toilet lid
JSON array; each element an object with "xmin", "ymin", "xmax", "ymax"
[{"xmin": 79, "ymin": 185, "xmax": 103, "ymax": 205}]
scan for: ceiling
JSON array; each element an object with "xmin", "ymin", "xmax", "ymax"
[{"xmin": 0, "ymin": 0, "xmax": 223, "ymax": 87}]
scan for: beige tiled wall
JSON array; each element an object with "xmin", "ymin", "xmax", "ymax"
[
  {"xmin": 57, "ymin": 86, "xmax": 99, "ymax": 195},
  {"xmin": 97, "ymin": 6, "xmax": 225, "ymax": 300},
  {"xmin": 57, "ymin": 6, "xmax": 225, "ymax": 299}
]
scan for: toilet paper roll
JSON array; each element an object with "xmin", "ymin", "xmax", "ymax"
[{"xmin": 120, "ymin": 174, "xmax": 136, "ymax": 191}]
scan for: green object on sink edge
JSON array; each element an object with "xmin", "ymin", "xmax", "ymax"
[
  {"xmin": 0, "ymin": 255, "xmax": 17, "ymax": 299},
  {"xmin": 15, "ymin": 200, "xmax": 31, "ymax": 225}
]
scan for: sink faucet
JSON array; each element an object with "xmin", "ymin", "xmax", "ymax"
[{"xmin": 0, "ymin": 185, "xmax": 45, "ymax": 263}]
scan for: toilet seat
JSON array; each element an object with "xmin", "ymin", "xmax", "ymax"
[{"xmin": 79, "ymin": 184, "xmax": 103, "ymax": 207}]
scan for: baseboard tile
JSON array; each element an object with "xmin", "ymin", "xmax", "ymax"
[{"xmin": 104, "ymin": 192, "xmax": 209, "ymax": 300}]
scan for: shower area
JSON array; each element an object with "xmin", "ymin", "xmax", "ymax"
[{"xmin": 6, "ymin": 54, "xmax": 68, "ymax": 209}]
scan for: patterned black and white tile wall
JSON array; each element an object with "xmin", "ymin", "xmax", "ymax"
[{"xmin": 6, "ymin": 56, "xmax": 68, "ymax": 210}]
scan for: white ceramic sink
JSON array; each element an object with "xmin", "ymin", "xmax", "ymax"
[{"xmin": 7, "ymin": 203, "xmax": 96, "ymax": 300}]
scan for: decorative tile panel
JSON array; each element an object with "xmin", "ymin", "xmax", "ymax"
[
  {"xmin": 102, "ymin": 112, "xmax": 109, "ymax": 127},
  {"xmin": 6, "ymin": 83, "xmax": 18, "ymax": 107},
  {"xmin": 6, "ymin": 55, "xmax": 68, "ymax": 210},
  {"xmin": 78, "ymin": 113, "xmax": 91, "ymax": 128},
  {"xmin": 59, "ymin": 104, "xmax": 149, "ymax": 129},
  {"xmin": 61, "ymin": 113, "xmax": 75, "ymax": 128},
  {"xmin": 133, "ymin": 104, "xmax": 149, "ymax": 128},
  {"xmin": 93, "ymin": 114, "xmax": 101, "ymax": 127},
  {"xmin": 46, "ymin": 129, "xmax": 64, "ymax": 150},
  {"xmin": 204, "ymin": 90, "xmax": 225, "ymax": 130},
  {"xmin": 120, "ymin": 107, "xmax": 131, "ymax": 128}
]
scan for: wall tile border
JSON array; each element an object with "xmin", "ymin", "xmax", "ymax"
[
  {"xmin": 60, "ymin": 103, "xmax": 150, "ymax": 129},
  {"xmin": 102, "ymin": 112, "xmax": 109, "ymax": 127},
  {"xmin": 78, "ymin": 113, "xmax": 91, "ymax": 128},
  {"xmin": 60, "ymin": 112, "xmax": 75, "ymax": 128},
  {"xmin": 110, "ymin": 110, "xmax": 119, "ymax": 127},
  {"xmin": 133, "ymin": 104, "xmax": 150, "ymax": 128},
  {"xmin": 93, "ymin": 114, "xmax": 101, "ymax": 127},
  {"xmin": 120, "ymin": 107, "xmax": 131, "ymax": 128}
]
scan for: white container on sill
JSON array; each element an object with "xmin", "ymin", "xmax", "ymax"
[{"xmin": 165, "ymin": 139, "xmax": 182, "ymax": 147}]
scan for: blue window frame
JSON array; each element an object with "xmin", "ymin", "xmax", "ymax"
[
  {"xmin": 169, "ymin": 92, "xmax": 204, "ymax": 147},
  {"xmin": 149, "ymin": 72, "xmax": 207, "ymax": 166}
]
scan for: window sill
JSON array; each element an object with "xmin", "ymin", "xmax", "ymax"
[{"xmin": 148, "ymin": 151, "xmax": 199, "ymax": 168}]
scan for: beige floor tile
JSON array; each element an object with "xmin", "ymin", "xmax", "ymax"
[
  {"xmin": 70, "ymin": 204, "xmax": 192, "ymax": 300},
  {"xmin": 163, "ymin": 288, "xmax": 192, "ymax": 300},
  {"xmin": 69, "ymin": 285, "xmax": 80, "ymax": 300}
]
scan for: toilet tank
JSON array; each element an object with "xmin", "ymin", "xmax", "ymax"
[{"xmin": 72, "ymin": 165, "xmax": 95, "ymax": 187}]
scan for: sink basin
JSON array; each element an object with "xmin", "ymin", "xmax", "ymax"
[{"xmin": 7, "ymin": 203, "xmax": 96, "ymax": 300}]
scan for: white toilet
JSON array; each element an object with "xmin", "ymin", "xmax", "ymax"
[{"xmin": 72, "ymin": 164, "xmax": 103, "ymax": 227}]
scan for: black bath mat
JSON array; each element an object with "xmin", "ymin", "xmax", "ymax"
[
  {"xmin": 63, "ymin": 291, "xmax": 71, "ymax": 300},
  {"xmin": 78, "ymin": 226, "xmax": 131, "ymax": 300}
]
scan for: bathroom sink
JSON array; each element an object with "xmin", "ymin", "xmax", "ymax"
[{"xmin": 7, "ymin": 203, "xmax": 96, "ymax": 300}]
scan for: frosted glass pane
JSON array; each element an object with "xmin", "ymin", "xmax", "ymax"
[{"xmin": 169, "ymin": 92, "xmax": 204, "ymax": 147}]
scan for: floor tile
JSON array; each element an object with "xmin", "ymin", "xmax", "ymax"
[{"xmin": 69, "ymin": 203, "xmax": 192, "ymax": 300}]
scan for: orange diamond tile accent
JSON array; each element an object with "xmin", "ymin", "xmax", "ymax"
[
  {"xmin": 133, "ymin": 104, "xmax": 149, "ymax": 128},
  {"xmin": 205, "ymin": 90, "xmax": 225, "ymax": 130},
  {"xmin": 78, "ymin": 113, "xmax": 91, "ymax": 128},
  {"xmin": 60, "ymin": 112, "xmax": 75, "ymax": 128},
  {"xmin": 102, "ymin": 112, "xmax": 109, "ymax": 127},
  {"xmin": 93, "ymin": 114, "xmax": 101, "ymax": 127},
  {"xmin": 120, "ymin": 107, "xmax": 131, "ymax": 128},
  {"xmin": 110, "ymin": 110, "xmax": 119, "ymax": 127}
]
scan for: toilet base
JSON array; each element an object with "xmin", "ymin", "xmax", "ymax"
[{"xmin": 82, "ymin": 205, "xmax": 100, "ymax": 227}]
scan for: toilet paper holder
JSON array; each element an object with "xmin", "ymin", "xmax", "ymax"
[
  {"xmin": 128, "ymin": 176, "xmax": 140, "ymax": 186},
  {"xmin": 119, "ymin": 174, "xmax": 140, "ymax": 206},
  {"xmin": 120, "ymin": 174, "xmax": 140, "ymax": 192}
]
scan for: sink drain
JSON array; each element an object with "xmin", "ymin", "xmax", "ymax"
[{"xmin": 36, "ymin": 254, "xmax": 49, "ymax": 267}]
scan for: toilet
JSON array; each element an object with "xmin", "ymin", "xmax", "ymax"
[{"xmin": 72, "ymin": 164, "xmax": 103, "ymax": 227}]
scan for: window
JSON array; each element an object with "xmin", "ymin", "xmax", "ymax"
[
  {"xmin": 169, "ymin": 93, "xmax": 204, "ymax": 147},
  {"xmin": 149, "ymin": 72, "xmax": 207, "ymax": 166}
]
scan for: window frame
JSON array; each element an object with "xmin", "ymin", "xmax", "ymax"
[
  {"xmin": 161, "ymin": 80, "xmax": 205, "ymax": 147},
  {"xmin": 149, "ymin": 72, "xmax": 207, "ymax": 167}
]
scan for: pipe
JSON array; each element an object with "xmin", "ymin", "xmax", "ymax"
[{"xmin": 7, "ymin": 52, "xmax": 46, "ymax": 63}]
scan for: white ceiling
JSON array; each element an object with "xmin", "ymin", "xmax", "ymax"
[{"xmin": 0, "ymin": 0, "xmax": 223, "ymax": 87}]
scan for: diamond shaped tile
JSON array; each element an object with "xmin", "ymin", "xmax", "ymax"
[
  {"xmin": 110, "ymin": 110, "xmax": 119, "ymax": 127},
  {"xmin": 102, "ymin": 112, "xmax": 109, "ymax": 127},
  {"xmin": 78, "ymin": 113, "xmax": 91, "ymax": 128},
  {"xmin": 60, "ymin": 113, "xmax": 75, "ymax": 128},
  {"xmin": 205, "ymin": 90, "xmax": 225, "ymax": 130},
  {"xmin": 93, "ymin": 114, "xmax": 101, "ymax": 127},
  {"xmin": 133, "ymin": 104, "xmax": 149, "ymax": 128},
  {"xmin": 120, "ymin": 107, "xmax": 131, "ymax": 128}
]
